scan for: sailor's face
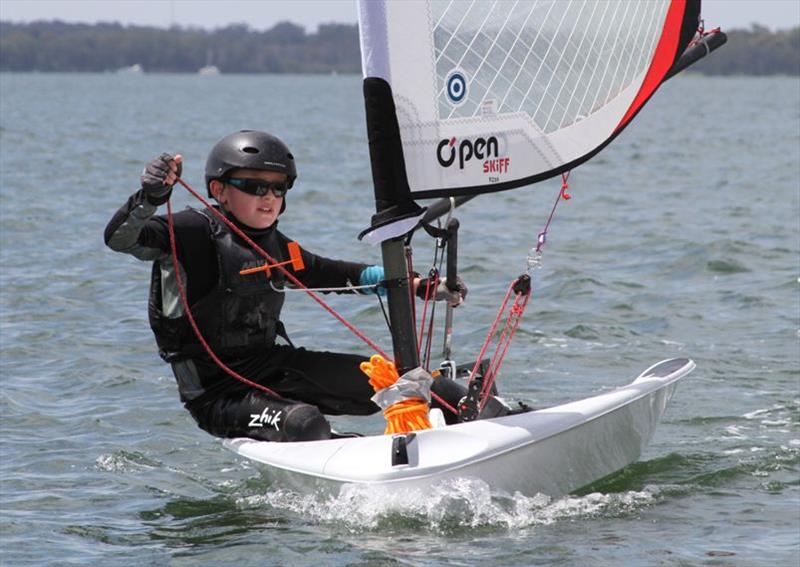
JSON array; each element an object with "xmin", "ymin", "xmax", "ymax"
[{"xmin": 218, "ymin": 169, "xmax": 286, "ymax": 229}]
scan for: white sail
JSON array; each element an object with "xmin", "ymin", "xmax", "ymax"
[{"xmin": 358, "ymin": 0, "xmax": 699, "ymax": 198}]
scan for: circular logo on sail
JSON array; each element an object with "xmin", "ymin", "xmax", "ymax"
[{"xmin": 445, "ymin": 70, "xmax": 467, "ymax": 105}]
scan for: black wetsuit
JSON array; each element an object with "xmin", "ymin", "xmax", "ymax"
[{"xmin": 104, "ymin": 189, "xmax": 381, "ymax": 442}]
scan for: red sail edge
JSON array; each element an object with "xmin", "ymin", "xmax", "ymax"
[{"xmin": 615, "ymin": 0, "xmax": 690, "ymax": 132}]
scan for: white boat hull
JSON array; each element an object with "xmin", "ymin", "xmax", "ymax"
[{"xmin": 224, "ymin": 358, "xmax": 694, "ymax": 496}]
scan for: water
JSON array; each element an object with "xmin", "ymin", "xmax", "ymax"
[{"xmin": 1, "ymin": 72, "xmax": 798, "ymax": 566}]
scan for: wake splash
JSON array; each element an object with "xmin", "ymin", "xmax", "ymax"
[{"xmin": 237, "ymin": 478, "xmax": 658, "ymax": 531}]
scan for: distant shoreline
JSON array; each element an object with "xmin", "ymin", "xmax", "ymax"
[{"xmin": 1, "ymin": 21, "xmax": 797, "ymax": 75}]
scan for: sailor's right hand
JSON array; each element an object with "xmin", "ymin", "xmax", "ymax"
[
  {"xmin": 141, "ymin": 153, "xmax": 183, "ymax": 203},
  {"xmin": 416, "ymin": 275, "xmax": 468, "ymax": 307}
]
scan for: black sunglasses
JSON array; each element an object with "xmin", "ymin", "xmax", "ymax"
[{"xmin": 226, "ymin": 178, "xmax": 289, "ymax": 198}]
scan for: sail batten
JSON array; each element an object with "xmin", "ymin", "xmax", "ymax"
[{"xmin": 358, "ymin": 0, "xmax": 700, "ymax": 198}]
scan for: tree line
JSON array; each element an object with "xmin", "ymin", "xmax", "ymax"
[
  {"xmin": 0, "ymin": 20, "xmax": 797, "ymax": 75},
  {"xmin": 691, "ymin": 24, "xmax": 799, "ymax": 76},
  {"xmin": 0, "ymin": 20, "xmax": 361, "ymax": 73}
]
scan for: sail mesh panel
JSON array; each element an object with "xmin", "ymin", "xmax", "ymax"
[{"xmin": 432, "ymin": 0, "xmax": 668, "ymax": 133}]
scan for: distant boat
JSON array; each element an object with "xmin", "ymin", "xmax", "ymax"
[
  {"xmin": 198, "ymin": 65, "xmax": 221, "ymax": 76},
  {"xmin": 116, "ymin": 63, "xmax": 143, "ymax": 74}
]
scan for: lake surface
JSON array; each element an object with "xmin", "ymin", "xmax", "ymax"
[{"xmin": 1, "ymin": 72, "xmax": 798, "ymax": 566}]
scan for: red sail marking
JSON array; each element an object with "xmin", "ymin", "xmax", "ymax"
[{"xmin": 615, "ymin": 0, "xmax": 687, "ymax": 132}]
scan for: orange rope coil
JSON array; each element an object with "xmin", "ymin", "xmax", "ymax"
[{"xmin": 360, "ymin": 355, "xmax": 432, "ymax": 435}]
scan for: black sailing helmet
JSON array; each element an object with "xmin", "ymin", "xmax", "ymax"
[{"xmin": 205, "ymin": 130, "xmax": 297, "ymax": 212}]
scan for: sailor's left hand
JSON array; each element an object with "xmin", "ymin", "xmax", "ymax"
[
  {"xmin": 416, "ymin": 276, "xmax": 468, "ymax": 307},
  {"xmin": 141, "ymin": 153, "xmax": 183, "ymax": 203}
]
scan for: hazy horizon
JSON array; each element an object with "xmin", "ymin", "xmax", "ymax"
[{"xmin": 1, "ymin": 0, "xmax": 799, "ymax": 33}]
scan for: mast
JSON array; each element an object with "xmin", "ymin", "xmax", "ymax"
[{"xmin": 363, "ymin": 77, "xmax": 424, "ymax": 373}]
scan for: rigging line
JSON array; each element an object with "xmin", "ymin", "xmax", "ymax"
[
  {"xmin": 418, "ymin": 220, "xmax": 448, "ymax": 370},
  {"xmin": 467, "ymin": 280, "xmax": 515, "ymax": 385},
  {"xmin": 416, "ymin": 271, "xmax": 437, "ymax": 356},
  {"xmin": 423, "ymin": 242, "xmax": 448, "ymax": 370},
  {"xmin": 423, "ymin": 295, "xmax": 441, "ymax": 370},
  {"xmin": 269, "ymin": 281, "xmax": 378, "ymax": 294},
  {"xmin": 480, "ymin": 292, "xmax": 530, "ymax": 408},
  {"xmin": 376, "ymin": 292, "xmax": 392, "ymax": 335},
  {"xmin": 441, "ymin": 197, "xmax": 455, "ymax": 229},
  {"xmin": 467, "ymin": 177, "xmax": 570, "ymax": 403},
  {"xmin": 174, "ymin": 177, "xmax": 389, "ymax": 360},
  {"xmin": 482, "ymin": 289, "xmax": 529, "ymax": 389},
  {"xmin": 165, "ymin": 199, "xmax": 283, "ymax": 399},
  {"xmin": 421, "ymin": 278, "xmax": 438, "ymax": 370},
  {"xmin": 404, "ymin": 247, "xmax": 458, "ymax": 416},
  {"xmin": 485, "ymin": 298, "xmax": 519, "ymax": 383},
  {"xmin": 531, "ymin": 171, "xmax": 570, "ymax": 264},
  {"xmin": 405, "ymin": 246, "xmax": 417, "ymax": 328}
]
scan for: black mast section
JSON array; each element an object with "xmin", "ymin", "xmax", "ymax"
[{"xmin": 363, "ymin": 77, "xmax": 424, "ymax": 373}]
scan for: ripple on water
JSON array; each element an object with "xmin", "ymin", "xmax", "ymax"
[
  {"xmin": 95, "ymin": 450, "xmax": 162, "ymax": 473},
  {"xmin": 706, "ymin": 259, "xmax": 751, "ymax": 274}
]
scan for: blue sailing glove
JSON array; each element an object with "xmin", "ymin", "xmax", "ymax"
[{"xmin": 359, "ymin": 265, "xmax": 386, "ymax": 296}]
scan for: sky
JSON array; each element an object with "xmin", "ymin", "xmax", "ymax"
[{"xmin": 1, "ymin": 0, "xmax": 799, "ymax": 32}]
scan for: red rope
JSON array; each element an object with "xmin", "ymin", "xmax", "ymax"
[
  {"xmin": 432, "ymin": 392, "xmax": 458, "ymax": 415},
  {"xmin": 480, "ymin": 292, "xmax": 530, "ymax": 408},
  {"xmin": 166, "ymin": 199, "xmax": 283, "ymax": 398},
  {"xmin": 467, "ymin": 280, "xmax": 515, "ymax": 386},
  {"xmin": 416, "ymin": 272, "xmax": 439, "ymax": 361},
  {"xmin": 174, "ymin": 178, "xmax": 388, "ymax": 359}
]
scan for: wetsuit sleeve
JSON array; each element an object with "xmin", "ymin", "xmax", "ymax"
[
  {"xmin": 104, "ymin": 189, "xmax": 169, "ymax": 261},
  {"xmin": 104, "ymin": 190, "xmax": 211, "ymax": 260},
  {"xmin": 276, "ymin": 232, "xmax": 368, "ymax": 293},
  {"xmin": 297, "ymin": 248, "xmax": 368, "ymax": 293},
  {"xmin": 104, "ymin": 192, "xmax": 219, "ymax": 303}
]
